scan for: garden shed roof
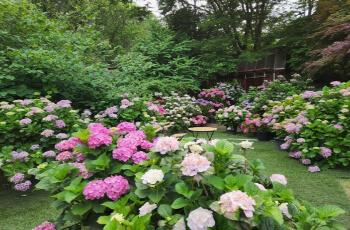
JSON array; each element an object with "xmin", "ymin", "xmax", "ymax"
[{"xmin": 238, "ymin": 49, "xmax": 286, "ymax": 73}]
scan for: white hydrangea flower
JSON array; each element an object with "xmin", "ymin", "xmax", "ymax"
[
  {"xmin": 141, "ymin": 169, "xmax": 164, "ymax": 185},
  {"xmin": 239, "ymin": 140, "xmax": 253, "ymax": 149},
  {"xmin": 187, "ymin": 207, "xmax": 215, "ymax": 230},
  {"xmin": 270, "ymin": 174, "xmax": 287, "ymax": 185},
  {"xmin": 173, "ymin": 217, "xmax": 186, "ymax": 230},
  {"xmin": 139, "ymin": 202, "xmax": 157, "ymax": 217}
]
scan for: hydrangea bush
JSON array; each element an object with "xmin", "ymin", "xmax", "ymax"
[
  {"xmin": 31, "ymin": 122, "xmax": 345, "ymax": 229},
  {"xmin": 215, "ymin": 106, "xmax": 250, "ymax": 130},
  {"xmin": 262, "ymin": 81, "xmax": 350, "ymax": 170},
  {"xmin": 216, "ymin": 81, "xmax": 246, "ymax": 106},
  {"xmin": 159, "ymin": 92, "xmax": 202, "ymax": 131},
  {"xmin": 95, "ymin": 94, "xmax": 166, "ymax": 127},
  {"xmin": 0, "ymin": 97, "xmax": 90, "ymax": 190}
]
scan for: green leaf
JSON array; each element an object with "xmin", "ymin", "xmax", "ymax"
[
  {"xmin": 149, "ymin": 190, "xmax": 165, "ymax": 203},
  {"xmin": 234, "ymin": 174, "xmax": 253, "ymax": 188},
  {"xmin": 97, "ymin": 215, "xmax": 110, "ymax": 225},
  {"xmin": 72, "ymin": 202, "xmax": 93, "ymax": 216},
  {"xmin": 264, "ymin": 207, "xmax": 284, "ymax": 226},
  {"xmin": 333, "ymin": 148, "xmax": 341, "ymax": 154},
  {"xmin": 175, "ymin": 183, "xmax": 188, "ymax": 195},
  {"xmin": 91, "ymin": 153, "xmax": 111, "ymax": 168},
  {"xmin": 318, "ymin": 205, "xmax": 345, "ymax": 219},
  {"xmin": 54, "ymin": 164, "xmax": 78, "ymax": 180},
  {"xmin": 72, "ymin": 129, "xmax": 90, "ymax": 142},
  {"xmin": 134, "ymin": 189, "xmax": 151, "ymax": 198},
  {"xmin": 171, "ymin": 197, "xmax": 190, "ymax": 209},
  {"xmin": 204, "ymin": 175, "xmax": 225, "ymax": 190},
  {"xmin": 214, "ymin": 140, "xmax": 234, "ymax": 155},
  {"xmin": 52, "ymin": 190, "xmax": 79, "ymax": 203},
  {"xmin": 157, "ymin": 204, "xmax": 172, "ymax": 218}
]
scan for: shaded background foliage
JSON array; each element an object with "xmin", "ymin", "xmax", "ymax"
[{"xmin": 0, "ymin": 0, "xmax": 349, "ymax": 110}]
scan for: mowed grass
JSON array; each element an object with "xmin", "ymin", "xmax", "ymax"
[{"xmin": 1, "ymin": 129, "xmax": 350, "ymax": 229}]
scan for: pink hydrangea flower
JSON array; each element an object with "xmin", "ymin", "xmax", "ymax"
[
  {"xmin": 270, "ymin": 174, "xmax": 287, "ymax": 185},
  {"xmin": 155, "ymin": 137, "xmax": 179, "ymax": 154},
  {"xmin": 181, "ymin": 153, "xmax": 211, "ymax": 176},
  {"xmin": 132, "ymin": 151, "xmax": 149, "ymax": 164},
  {"xmin": 289, "ymin": 151, "xmax": 302, "ymax": 158},
  {"xmin": 297, "ymin": 138, "xmax": 305, "ymax": 143},
  {"xmin": 125, "ymin": 130, "xmax": 147, "ymax": 144},
  {"xmin": 104, "ymin": 175, "xmax": 130, "ymax": 200},
  {"xmin": 113, "ymin": 148, "xmax": 133, "ymax": 162},
  {"xmin": 254, "ymin": 183, "xmax": 267, "ymax": 191},
  {"xmin": 140, "ymin": 140, "xmax": 154, "ymax": 149},
  {"xmin": 219, "ymin": 191, "xmax": 256, "ymax": 218},
  {"xmin": 300, "ymin": 158, "xmax": 312, "ymax": 165},
  {"xmin": 83, "ymin": 180, "xmax": 106, "ymax": 200},
  {"xmin": 117, "ymin": 138, "xmax": 138, "ymax": 152},
  {"xmin": 32, "ymin": 221, "xmax": 56, "ymax": 230},
  {"xmin": 55, "ymin": 139, "xmax": 76, "ymax": 151},
  {"xmin": 41, "ymin": 129, "xmax": 54, "ymax": 137},
  {"xmin": 117, "ymin": 122, "xmax": 136, "ymax": 132},
  {"xmin": 87, "ymin": 133, "xmax": 112, "ymax": 149},
  {"xmin": 43, "ymin": 151, "xmax": 56, "ymax": 157},
  {"xmin": 88, "ymin": 123, "xmax": 110, "ymax": 135},
  {"xmin": 330, "ymin": 81, "xmax": 341, "ymax": 86},
  {"xmin": 56, "ymin": 151, "xmax": 73, "ymax": 162},
  {"xmin": 334, "ymin": 124, "xmax": 343, "ymax": 130}
]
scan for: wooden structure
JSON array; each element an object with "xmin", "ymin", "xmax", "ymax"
[{"xmin": 237, "ymin": 49, "xmax": 286, "ymax": 91}]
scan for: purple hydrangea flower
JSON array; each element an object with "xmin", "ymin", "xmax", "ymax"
[
  {"xmin": 30, "ymin": 144, "xmax": 40, "ymax": 150},
  {"xmin": 280, "ymin": 143, "xmax": 289, "ymax": 150},
  {"xmin": 41, "ymin": 129, "xmax": 54, "ymax": 137},
  {"xmin": 21, "ymin": 100, "xmax": 33, "ymax": 106},
  {"xmin": 289, "ymin": 151, "xmax": 302, "ymax": 158},
  {"xmin": 300, "ymin": 158, "xmax": 311, "ymax": 165},
  {"xmin": 56, "ymin": 133, "xmax": 68, "ymax": 139},
  {"xmin": 14, "ymin": 180, "xmax": 31, "ymax": 191},
  {"xmin": 308, "ymin": 166, "xmax": 320, "ymax": 172},
  {"xmin": 19, "ymin": 118, "xmax": 32, "ymax": 125},
  {"xmin": 320, "ymin": 147, "xmax": 332, "ymax": 158},
  {"xmin": 43, "ymin": 151, "xmax": 56, "ymax": 157},
  {"xmin": 56, "ymin": 120, "xmax": 66, "ymax": 128},
  {"xmin": 10, "ymin": 173, "xmax": 24, "ymax": 184},
  {"xmin": 56, "ymin": 100, "xmax": 71, "ymax": 108}
]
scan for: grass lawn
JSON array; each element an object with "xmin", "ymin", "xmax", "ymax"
[{"xmin": 1, "ymin": 129, "xmax": 350, "ymax": 229}]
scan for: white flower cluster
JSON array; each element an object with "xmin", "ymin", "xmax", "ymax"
[{"xmin": 141, "ymin": 169, "xmax": 164, "ymax": 185}]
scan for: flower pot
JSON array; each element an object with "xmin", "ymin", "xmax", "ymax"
[
  {"xmin": 208, "ymin": 118, "xmax": 216, "ymax": 124},
  {"xmin": 275, "ymin": 139, "xmax": 286, "ymax": 151},
  {"xmin": 257, "ymin": 131, "xmax": 273, "ymax": 141},
  {"xmin": 226, "ymin": 126, "xmax": 238, "ymax": 135}
]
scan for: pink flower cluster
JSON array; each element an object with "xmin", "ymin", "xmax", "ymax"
[
  {"xmin": 41, "ymin": 129, "xmax": 54, "ymax": 137},
  {"xmin": 117, "ymin": 122, "xmax": 137, "ymax": 132},
  {"xmin": 198, "ymin": 88, "xmax": 225, "ymax": 98},
  {"xmin": 32, "ymin": 222, "xmax": 56, "ymax": 230},
  {"xmin": 339, "ymin": 87, "xmax": 350, "ymax": 96},
  {"xmin": 83, "ymin": 175, "xmax": 129, "ymax": 201},
  {"xmin": 113, "ymin": 130, "xmax": 152, "ymax": 164},
  {"xmin": 154, "ymin": 137, "xmax": 179, "ymax": 154},
  {"xmin": 55, "ymin": 138, "xmax": 78, "ymax": 151},
  {"xmin": 302, "ymin": 91, "xmax": 318, "ymax": 99},
  {"xmin": 19, "ymin": 118, "xmax": 32, "ymax": 125},
  {"xmin": 56, "ymin": 151, "xmax": 73, "ymax": 162},
  {"xmin": 120, "ymin": 99, "xmax": 134, "ymax": 109},
  {"xmin": 219, "ymin": 191, "xmax": 256, "ymax": 218},
  {"xmin": 181, "ymin": 153, "xmax": 211, "ymax": 176},
  {"xmin": 289, "ymin": 151, "xmax": 302, "ymax": 158},
  {"xmin": 87, "ymin": 123, "xmax": 112, "ymax": 149},
  {"xmin": 190, "ymin": 115, "xmax": 208, "ymax": 125}
]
